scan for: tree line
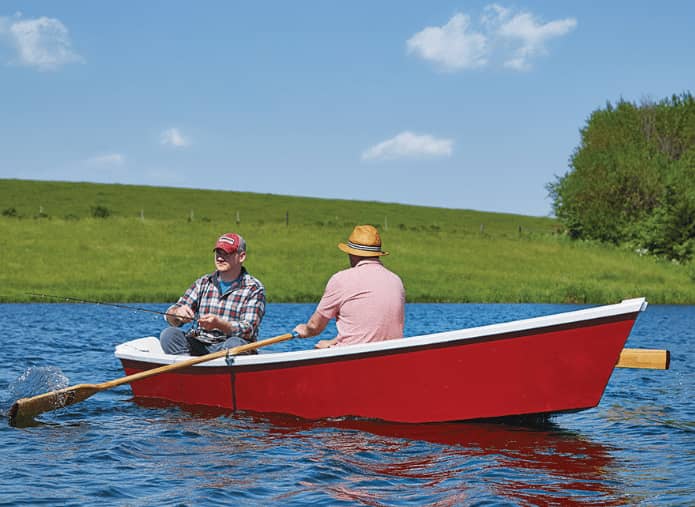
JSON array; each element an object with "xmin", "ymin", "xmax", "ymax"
[{"xmin": 548, "ymin": 92, "xmax": 695, "ymax": 262}]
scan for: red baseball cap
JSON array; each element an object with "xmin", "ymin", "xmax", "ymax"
[{"xmin": 214, "ymin": 233, "xmax": 246, "ymax": 254}]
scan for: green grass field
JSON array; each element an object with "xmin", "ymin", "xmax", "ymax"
[{"xmin": 2, "ymin": 179, "xmax": 693, "ymax": 304}]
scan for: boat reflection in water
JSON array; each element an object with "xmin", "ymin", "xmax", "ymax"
[{"xmin": 134, "ymin": 399, "xmax": 621, "ymax": 506}]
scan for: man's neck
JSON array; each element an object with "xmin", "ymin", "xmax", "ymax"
[
  {"xmin": 350, "ymin": 256, "xmax": 381, "ymax": 268},
  {"xmin": 218, "ymin": 267, "xmax": 242, "ymax": 282}
]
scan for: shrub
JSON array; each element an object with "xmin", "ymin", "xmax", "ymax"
[{"xmin": 91, "ymin": 205, "xmax": 111, "ymax": 218}]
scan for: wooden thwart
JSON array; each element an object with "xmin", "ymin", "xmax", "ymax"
[
  {"xmin": 8, "ymin": 332, "xmax": 296, "ymax": 426},
  {"xmin": 616, "ymin": 348, "xmax": 670, "ymax": 370}
]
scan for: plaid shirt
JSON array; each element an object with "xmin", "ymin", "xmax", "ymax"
[{"xmin": 169, "ymin": 267, "xmax": 266, "ymax": 342}]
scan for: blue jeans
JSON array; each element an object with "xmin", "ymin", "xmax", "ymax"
[{"xmin": 159, "ymin": 327, "xmax": 253, "ymax": 356}]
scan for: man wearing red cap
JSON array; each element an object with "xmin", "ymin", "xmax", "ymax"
[
  {"xmin": 294, "ymin": 225, "xmax": 405, "ymax": 348},
  {"xmin": 159, "ymin": 232, "xmax": 266, "ymax": 355}
]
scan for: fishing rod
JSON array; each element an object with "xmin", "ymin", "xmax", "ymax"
[
  {"xmin": 28, "ymin": 293, "xmax": 223, "ymax": 344},
  {"xmin": 27, "ymin": 292, "xmax": 182, "ymax": 320}
]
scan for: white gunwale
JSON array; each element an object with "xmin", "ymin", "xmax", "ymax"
[{"xmin": 115, "ymin": 297, "xmax": 647, "ymax": 368}]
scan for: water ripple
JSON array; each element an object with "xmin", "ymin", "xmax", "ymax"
[{"xmin": 1, "ymin": 303, "xmax": 694, "ymax": 506}]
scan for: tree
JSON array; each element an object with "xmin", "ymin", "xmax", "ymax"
[{"xmin": 548, "ymin": 92, "xmax": 695, "ymax": 261}]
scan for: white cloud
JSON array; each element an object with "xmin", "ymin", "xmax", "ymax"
[
  {"xmin": 491, "ymin": 7, "xmax": 577, "ymax": 71},
  {"xmin": 362, "ymin": 131, "xmax": 453, "ymax": 161},
  {"xmin": 0, "ymin": 13, "xmax": 84, "ymax": 71},
  {"xmin": 160, "ymin": 128, "xmax": 191, "ymax": 148},
  {"xmin": 407, "ymin": 5, "xmax": 576, "ymax": 72},
  {"xmin": 406, "ymin": 13, "xmax": 487, "ymax": 71},
  {"xmin": 84, "ymin": 153, "xmax": 125, "ymax": 167}
]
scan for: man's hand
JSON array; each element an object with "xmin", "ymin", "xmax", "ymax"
[
  {"xmin": 315, "ymin": 338, "xmax": 338, "ymax": 349},
  {"xmin": 198, "ymin": 314, "xmax": 228, "ymax": 334},
  {"xmin": 293, "ymin": 324, "xmax": 310, "ymax": 338},
  {"xmin": 168, "ymin": 305, "xmax": 194, "ymax": 327}
]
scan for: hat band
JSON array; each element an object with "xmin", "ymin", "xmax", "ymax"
[{"xmin": 346, "ymin": 241, "xmax": 382, "ymax": 252}]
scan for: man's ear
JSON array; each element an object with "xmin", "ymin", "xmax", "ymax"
[{"xmin": 238, "ymin": 251, "xmax": 247, "ymax": 263}]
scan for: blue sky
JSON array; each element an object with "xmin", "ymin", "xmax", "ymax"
[{"xmin": 1, "ymin": 2, "xmax": 693, "ymax": 217}]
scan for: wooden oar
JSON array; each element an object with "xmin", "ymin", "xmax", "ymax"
[
  {"xmin": 616, "ymin": 348, "xmax": 670, "ymax": 369},
  {"xmin": 9, "ymin": 332, "xmax": 297, "ymax": 426}
]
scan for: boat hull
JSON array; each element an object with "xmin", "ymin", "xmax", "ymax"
[{"xmin": 117, "ymin": 300, "xmax": 644, "ymax": 423}]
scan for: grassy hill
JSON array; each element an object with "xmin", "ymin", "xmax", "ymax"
[{"xmin": 1, "ymin": 178, "xmax": 693, "ymax": 304}]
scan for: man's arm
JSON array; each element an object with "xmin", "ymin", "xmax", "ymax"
[
  {"xmin": 198, "ymin": 287, "xmax": 266, "ymax": 340},
  {"xmin": 165, "ymin": 278, "xmax": 202, "ymax": 326},
  {"xmin": 294, "ymin": 311, "xmax": 330, "ymax": 339}
]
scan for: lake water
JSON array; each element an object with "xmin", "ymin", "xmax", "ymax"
[{"xmin": 1, "ymin": 302, "xmax": 693, "ymax": 506}]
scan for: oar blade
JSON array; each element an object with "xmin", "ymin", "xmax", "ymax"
[
  {"xmin": 9, "ymin": 384, "xmax": 100, "ymax": 426},
  {"xmin": 8, "ymin": 332, "xmax": 298, "ymax": 426}
]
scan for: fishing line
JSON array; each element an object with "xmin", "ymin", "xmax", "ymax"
[{"xmin": 26, "ymin": 292, "xmax": 183, "ymax": 320}]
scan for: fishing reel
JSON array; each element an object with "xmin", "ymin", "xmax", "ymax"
[{"xmin": 184, "ymin": 327, "xmax": 225, "ymax": 345}]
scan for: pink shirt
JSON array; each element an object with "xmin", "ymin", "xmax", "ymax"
[{"xmin": 316, "ymin": 258, "xmax": 405, "ymax": 346}]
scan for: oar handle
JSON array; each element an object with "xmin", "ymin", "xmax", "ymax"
[
  {"xmin": 102, "ymin": 332, "xmax": 298, "ymax": 389},
  {"xmin": 616, "ymin": 348, "xmax": 670, "ymax": 369}
]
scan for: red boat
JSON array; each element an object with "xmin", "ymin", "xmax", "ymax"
[{"xmin": 115, "ymin": 297, "xmax": 648, "ymax": 423}]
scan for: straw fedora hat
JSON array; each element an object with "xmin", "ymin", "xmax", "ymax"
[{"xmin": 338, "ymin": 225, "xmax": 388, "ymax": 257}]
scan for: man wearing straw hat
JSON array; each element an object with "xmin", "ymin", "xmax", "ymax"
[{"xmin": 294, "ymin": 225, "xmax": 405, "ymax": 348}]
